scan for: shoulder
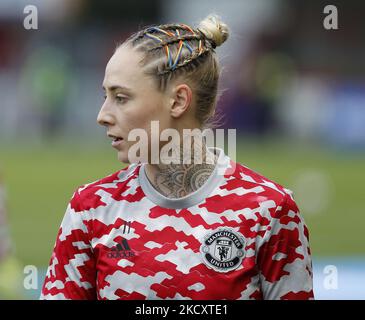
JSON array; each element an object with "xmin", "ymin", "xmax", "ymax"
[
  {"xmin": 69, "ymin": 163, "xmax": 142, "ymax": 213},
  {"xmin": 223, "ymin": 161, "xmax": 309, "ymax": 244},
  {"xmin": 227, "ymin": 160, "xmax": 294, "ymax": 197},
  {"xmin": 223, "ymin": 160, "xmax": 299, "ymax": 217}
]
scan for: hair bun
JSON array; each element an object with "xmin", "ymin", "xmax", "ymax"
[{"xmin": 197, "ymin": 14, "xmax": 230, "ymax": 48}]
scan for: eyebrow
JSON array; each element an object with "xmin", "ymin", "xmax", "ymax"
[{"xmin": 102, "ymin": 85, "xmax": 133, "ymax": 94}]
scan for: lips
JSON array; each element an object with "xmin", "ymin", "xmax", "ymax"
[
  {"xmin": 107, "ymin": 133, "xmax": 124, "ymax": 148},
  {"xmin": 107, "ymin": 133, "xmax": 123, "ymax": 142}
]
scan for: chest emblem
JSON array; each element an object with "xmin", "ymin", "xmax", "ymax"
[{"xmin": 200, "ymin": 228, "xmax": 245, "ymax": 273}]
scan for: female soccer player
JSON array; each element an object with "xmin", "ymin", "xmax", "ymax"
[{"xmin": 41, "ymin": 14, "xmax": 314, "ymax": 300}]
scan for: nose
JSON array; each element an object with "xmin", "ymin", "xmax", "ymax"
[{"xmin": 97, "ymin": 102, "xmax": 115, "ymax": 127}]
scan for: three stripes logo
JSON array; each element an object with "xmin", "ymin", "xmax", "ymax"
[
  {"xmin": 122, "ymin": 220, "xmax": 131, "ymax": 234},
  {"xmin": 107, "ymin": 221, "xmax": 135, "ymax": 259}
]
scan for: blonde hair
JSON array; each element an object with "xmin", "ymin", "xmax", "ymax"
[{"xmin": 120, "ymin": 14, "xmax": 230, "ymax": 128}]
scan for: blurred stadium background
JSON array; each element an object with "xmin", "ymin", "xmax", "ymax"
[{"xmin": 0, "ymin": 0, "xmax": 364, "ymax": 299}]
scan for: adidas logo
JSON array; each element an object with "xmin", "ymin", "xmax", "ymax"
[{"xmin": 107, "ymin": 238, "xmax": 135, "ymax": 259}]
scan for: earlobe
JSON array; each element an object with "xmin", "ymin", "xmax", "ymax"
[{"xmin": 170, "ymin": 84, "xmax": 192, "ymax": 118}]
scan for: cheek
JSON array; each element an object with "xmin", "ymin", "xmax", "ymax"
[
  {"xmin": 127, "ymin": 99, "xmax": 166, "ymax": 129},
  {"xmin": 122, "ymin": 112, "xmax": 151, "ymax": 135}
]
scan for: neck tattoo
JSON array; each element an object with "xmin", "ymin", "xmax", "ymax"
[{"xmin": 146, "ymin": 144, "xmax": 218, "ymax": 199}]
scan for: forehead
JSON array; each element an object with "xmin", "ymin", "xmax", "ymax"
[{"xmin": 103, "ymin": 45, "xmax": 146, "ymax": 88}]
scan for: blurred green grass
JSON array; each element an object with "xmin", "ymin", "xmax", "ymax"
[{"xmin": 1, "ymin": 137, "xmax": 364, "ymax": 267}]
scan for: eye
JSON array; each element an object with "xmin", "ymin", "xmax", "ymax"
[{"xmin": 116, "ymin": 95, "xmax": 128, "ymax": 104}]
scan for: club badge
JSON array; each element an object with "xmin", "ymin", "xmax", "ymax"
[{"xmin": 200, "ymin": 227, "xmax": 245, "ymax": 273}]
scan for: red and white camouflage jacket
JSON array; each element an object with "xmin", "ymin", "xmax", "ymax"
[{"xmin": 41, "ymin": 148, "xmax": 314, "ymax": 300}]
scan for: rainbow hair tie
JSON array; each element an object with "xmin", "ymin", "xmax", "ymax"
[
  {"xmin": 144, "ymin": 24, "xmax": 201, "ymax": 71},
  {"xmin": 170, "ymin": 40, "xmax": 184, "ymax": 70},
  {"xmin": 164, "ymin": 45, "xmax": 173, "ymax": 69}
]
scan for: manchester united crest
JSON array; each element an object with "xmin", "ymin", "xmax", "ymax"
[{"xmin": 200, "ymin": 227, "xmax": 245, "ymax": 273}]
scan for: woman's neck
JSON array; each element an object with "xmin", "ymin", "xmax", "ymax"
[{"xmin": 144, "ymin": 141, "xmax": 218, "ymax": 198}]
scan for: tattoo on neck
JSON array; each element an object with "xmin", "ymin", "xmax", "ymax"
[
  {"xmin": 154, "ymin": 162, "xmax": 216, "ymax": 198},
  {"xmin": 152, "ymin": 146, "xmax": 218, "ymax": 198}
]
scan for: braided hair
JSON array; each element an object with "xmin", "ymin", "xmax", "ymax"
[{"xmin": 119, "ymin": 14, "xmax": 230, "ymax": 128}]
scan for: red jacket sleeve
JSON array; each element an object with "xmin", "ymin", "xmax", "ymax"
[
  {"xmin": 257, "ymin": 191, "xmax": 314, "ymax": 300},
  {"xmin": 40, "ymin": 188, "xmax": 97, "ymax": 300}
]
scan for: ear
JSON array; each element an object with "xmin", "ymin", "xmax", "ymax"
[{"xmin": 170, "ymin": 84, "xmax": 192, "ymax": 118}]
